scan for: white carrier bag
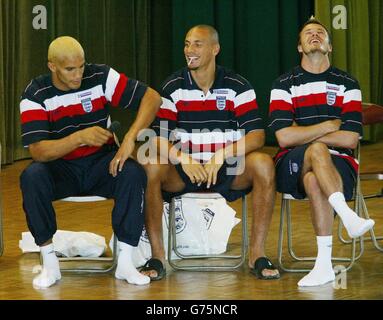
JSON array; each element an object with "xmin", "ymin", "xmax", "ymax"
[{"xmin": 111, "ymin": 193, "xmax": 241, "ymax": 268}]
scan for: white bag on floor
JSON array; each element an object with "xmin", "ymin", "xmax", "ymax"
[
  {"xmin": 19, "ymin": 230, "xmax": 107, "ymax": 258},
  {"xmin": 110, "ymin": 193, "xmax": 241, "ymax": 268}
]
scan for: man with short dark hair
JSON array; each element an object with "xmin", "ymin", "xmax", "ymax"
[{"xmin": 269, "ymin": 17, "xmax": 374, "ymax": 287}]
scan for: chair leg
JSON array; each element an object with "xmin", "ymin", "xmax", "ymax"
[
  {"xmin": 57, "ymin": 234, "xmax": 118, "ymax": 274},
  {"xmin": 278, "ymin": 194, "xmax": 360, "ymax": 273},
  {"xmin": 277, "ymin": 197, "xmax": 312, "ymax": 273},
  {"xmin": 359, "ymin": 195, "xmax": 383, "ymax": 252}
]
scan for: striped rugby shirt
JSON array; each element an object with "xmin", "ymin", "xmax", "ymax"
[
  {"xmin": 20, "ymin": 63, "xmax": 147, "ymax": 160},
  {"xmin": 268, "ymin": 65, "xmax": 363, "ymax": 172},
  {"xmin": 152, "ymin": 66, "xmax": 264, "ymax": 162}
]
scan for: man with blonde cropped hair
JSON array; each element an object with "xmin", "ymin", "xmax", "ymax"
[{"xmin": 19, "ymin": 36, "xmax": 161, "ymax": 288}]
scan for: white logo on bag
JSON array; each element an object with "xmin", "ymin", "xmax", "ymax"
[
  {"xmin": 140, "ymin": 226, "xmax": 150, "ymax": 243},
  {"xmin": 164, "ymin": 198, "xmax": 186, "ymax": 234},
  {"xmin": 202, "ymin": 208, "xmax": 215, "ymax": 230}
]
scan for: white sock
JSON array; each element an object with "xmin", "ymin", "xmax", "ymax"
[
  {"xmin": 33, "ymin": 244, "xmax": 61, "ymax": 289},
  {"xmin": 328, "ymin": 192, "xmax": 375, "ymax": 238},
  {"xmin": 115, "ymin": 241, "xmax": 150, "ymax": 285},
  {"xmin": 298, "ymin": 236, "xmax": 335, "ymax": 287}
]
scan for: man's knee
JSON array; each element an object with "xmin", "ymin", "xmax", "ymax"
[
  {"xmin": 119, "ymin": 160, "xmax": 147, "ymax": 186},
  {"xmin": 247, "ymin": 152, "xmax": 275, "ymax": 181},
  {"xmin": 20, "ymin": 162, "xmax": 50, "ymax": 190},
  {"xmin": 143, "ymin": 162, "xmax": 169, "ymax": 182},
  {"xmin": 307, "ymin": 142, "xmax": 330, "ymax": 160}
]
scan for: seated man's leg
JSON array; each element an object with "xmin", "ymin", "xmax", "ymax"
[
  {"xmin": 231, "ymin": 151, "xmax": 279, "ymax": 279},
  {"xmin": 297, "ymin": 172, "xmax": 335, "ymax": 287},
  {"xmin": 140, "ymin": 161, "xmax": 185, "ymax": 280},
  {"xmin": 20, "ymin": 161, "xmax": 80, "ymax": 288},
  {"xmin": 86, "ymin": 154, "xmax": 151, "ymax": 285},
  {"xmin": 303, "ymin": 142, "xmax": 374, "ymax": 238}
]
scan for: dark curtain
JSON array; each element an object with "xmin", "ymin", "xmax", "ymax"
[
  {"xmin": 171, "ymin": 0, "xmax": 315, "ymax": 144},
  {"xmin": 0, "ymin": 0, "xmax": 172, "ymax": 164}
]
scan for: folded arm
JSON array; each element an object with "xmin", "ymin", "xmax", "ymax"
[
  {"xmin": 275, "ymin": 119, "xmax": 341, "ymax": 148},
  {"xmin": 275, "ymin": 119, "xmax": 359, "ymax": 149}
]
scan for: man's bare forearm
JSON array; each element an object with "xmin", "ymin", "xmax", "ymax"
[
  {"xmin": 124, "ymin": 88, "xmax": 162, "ymax": 142},
  {"xmin": 223, "ymin": 130, "xmax": 265, "ymax": 160},
  {"xmin": 316, "ymin": 131, "xmax": 359, "ymax": 149},
  {"xmin": 275, "ymin": 119, "xmax": 341, "ymax": 148},
  {"xmin": 28, "ymin": 133, "xmax": 82, "ymax": 162}
]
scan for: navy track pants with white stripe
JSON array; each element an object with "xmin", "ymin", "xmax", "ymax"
[{"xmin": 20, "ymin": 151, "xmax": 146, "ymax": 246}]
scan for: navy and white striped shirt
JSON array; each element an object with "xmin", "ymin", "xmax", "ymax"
[
  {"xmin": 20, "ymin": 63, "xmax": 147, "ymax": 160},
  {"xmin": 152, "ymin": 66, "xmax": 263, "ymax": 162},
  {"xmin": 268, "ymin": 65, "xmax": 362, "ymax": 172}
]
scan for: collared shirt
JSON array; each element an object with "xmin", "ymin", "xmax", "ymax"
[
  {"xmin": 152, "ymin": 65, "xmax": 263, "ymax": 162},
  {"xmin": 268, "ymin": 65, "xmax": 363, "ymax": 171},
  {"xmin": 20, "ymin": 63, "xmax": 147, "ymax": 160}
]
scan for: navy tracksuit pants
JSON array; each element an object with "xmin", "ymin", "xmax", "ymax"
[{"xmin": 19, "ymin": 150, "xmax": 146, "ymax": 246}]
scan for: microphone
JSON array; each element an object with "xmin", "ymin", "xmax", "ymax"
[
  {"xmin": 107, "ymin": 121, "xmax": 121, "ymax": 147},
  {"xmin": 108, "ymin": 121, "xmax": 121, "ymax": 134}
]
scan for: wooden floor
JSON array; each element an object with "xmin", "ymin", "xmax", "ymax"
[{"xmin": 0, "ymin": 142, "xmax": 382, "ymax": 300}]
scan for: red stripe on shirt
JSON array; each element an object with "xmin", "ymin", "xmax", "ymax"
[
  {"xmin": 47, "ymin": 97, "xmax": 105, "ymax": 122},
  {"xmin": 176, "ymin": 100, "xmax": 234, "ymax": 112},
  {"xmin": 21, "ymin": 110, "xmax": 49, "ymax": 124},
  {"xmin": 273, "ymin": 148, "xmax": 290, "ymax": 163},
  {"xmin": 336, "ymin": 154, "xmax": 359, "ymax": 172},
  {"xmin": 63, "ymin": 139, "xmax": 115, "ymax": 160},
  {"xmin": 342, "ymin": 100, "xmax": 362, "ymax": 113},
  {"xmin": 181, "ymin": 141, "xmax": 231, "ymax": 153},
  {"xmin": 235, "ymin": 100, "xmax": 257, "ymax": 117},
  {"xmin": 269, "ymin": 100, "xmax": 293, "ymax": 113},
  {"xmin": 111, "ymin": 74, "xmax": 128, "ymax": 107},
  {"xmin": 292, "ymin": 93, "xmax": 343, "ymax": 108},
  {"xmin": 157, "ymin": 109, "xmax": 177, "ymax": 121}
]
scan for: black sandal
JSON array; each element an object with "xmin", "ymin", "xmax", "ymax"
[
  {"xmin": 139, "ymin": 258, "xmax": 166, "ymax": 281},
  {"xmin": 250, "ymin": 257, "xmax": 280, "ymax": 280}
]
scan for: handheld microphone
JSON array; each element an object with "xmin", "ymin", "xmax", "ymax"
[
  {"xmin": 108, "ymin": 121, "xmax": 121, "ymax": 147},
  {"xmin": 108, "ymin": 121, "xmax": 121, "ymax": 134}
]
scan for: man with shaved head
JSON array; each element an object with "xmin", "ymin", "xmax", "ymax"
[
  {"xmin": 140, "ymin": 25, "xmax": 280, "ymax": 281},
  {"xmin": 19, "ymin": 36, "xmax": 162, "ymax": 288}
]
